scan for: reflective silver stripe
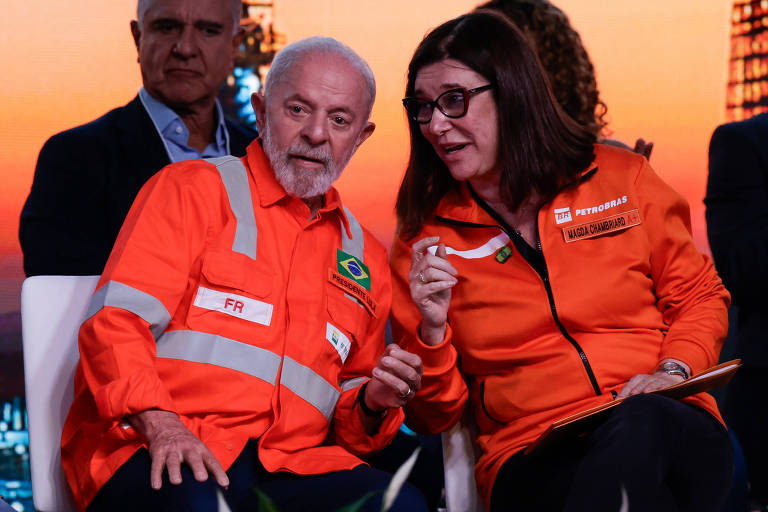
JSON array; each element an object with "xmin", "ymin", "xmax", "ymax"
[
  {"xmin": 341, "ymin": 206, "xmax": 364, "ymax": 261},
  {"xmin": 207, "ymin": 156, "xmax": 258, "ymax": 259},
  {"xmin": 281, "ymin": 356, "xmax": 340, "ymax": 421},
  {"xmin": 156, "ymin": 330, "xmax": 281, "ymax": 385},
  {"xmin": 340, "ymin": 376, "xmax": 367, "ymax": 392},
  {"xmin": 84, "ymin": 281, "xmax": 171, "ymax": 339}
]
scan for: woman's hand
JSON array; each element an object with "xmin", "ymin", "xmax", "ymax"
[
  {"xmin": 633, "ymin": 138, "xmax": 654, "ymax": 160},
  {"xmin": 616, "ymin": 372, "xmax": 684, "ymax": 399},
  {"xmin": 409, "ymin": 236, "xmax": 458, "ymax": 345},
  {"xmin": 617, "ymin": 359, "xmax": 690, "ymax": 399}
]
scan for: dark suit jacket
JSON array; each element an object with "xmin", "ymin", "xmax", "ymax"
[
  {"xmin": 705, "ymin": 113, "xmax": 768, "ymax": 366},
  {"xmin": 19, "ymin": 95, "xmax": 257, "ymax": 276}
]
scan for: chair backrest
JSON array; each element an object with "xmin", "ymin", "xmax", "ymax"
[
  {"xmin": 21, "ymin": 275, "xmax": 99, "ymax": 512},
  {"xmin": 441, "ymin": 406, "xmax": 484, "ymax": 512}
]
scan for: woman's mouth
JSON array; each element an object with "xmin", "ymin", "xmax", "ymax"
[{"xmin": 443, "ymin": 144, "xmax": 467, "ymax": 154}]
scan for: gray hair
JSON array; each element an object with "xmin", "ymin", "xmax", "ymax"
[
  {"xmin": 137, "ymin": 0, "xmax": 242, "ymax": 34},
  {"xmin": 265, "ymin": 36, "xmax": 376, "ymax": 117}
]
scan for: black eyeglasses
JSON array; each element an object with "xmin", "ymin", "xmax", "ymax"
[{"xmin": 402, "ymin": 84, "xmax": 495, "ymax": 124}]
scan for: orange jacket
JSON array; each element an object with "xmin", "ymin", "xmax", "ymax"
[
  {"xmin": 62, "ymin": 143, "xmax": 400, "ymax": 511},
  {"xmin": 389, "ymin": 145, "xmax": 730, "ymax": 508}
]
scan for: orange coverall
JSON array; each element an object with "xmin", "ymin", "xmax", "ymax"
[
  {"xmin": 62, "ymin": 143, "xmax": 400, "ymax": 511},
  {"xmin": 389, "ymin": 144, "xmax": 730, "ymax": 507}
]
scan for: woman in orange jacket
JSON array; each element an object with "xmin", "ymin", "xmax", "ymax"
[{"xmin": 389, "ymin": 11, "xmax": 733, "ymax": 512}]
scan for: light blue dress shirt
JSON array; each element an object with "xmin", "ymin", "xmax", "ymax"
[{"xmin": 138, "ymin": 87, "xmax": 231, "ymax": 163}]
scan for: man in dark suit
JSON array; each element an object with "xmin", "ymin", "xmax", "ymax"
[
  {"xmin": 706, "ymin": 112, "xmax": 768, "ymax": 509},
  {"xmin": 20, "ymin": 0, "xmax": 257, "ymax": 277}
]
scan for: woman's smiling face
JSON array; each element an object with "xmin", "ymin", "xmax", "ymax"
[{"xmin": 414, "ymin": 58, "xmax": 501, "ymax": 186}]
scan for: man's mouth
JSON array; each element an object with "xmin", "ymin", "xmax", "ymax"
[
  {"xmin": 290, "ymin": 154, "xmax": 326, "ymax": 166},
  {"xmin": 165, "ymin": 68, "xmax": 202, "ymax": 77}
]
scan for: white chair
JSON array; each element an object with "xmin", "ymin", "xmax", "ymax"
[
  {"xmin": 441, "ymin": 406, "xmax": 484, "ymax": 512},
  {"xmin": 21, "ymin": 275, "xmax": 99, "ymax": 512}
]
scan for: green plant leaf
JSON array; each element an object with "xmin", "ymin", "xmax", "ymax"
[
  {"xmin": 336, "ymin": 490, "xmax": 378, "ymax": 512},
  {"xmin": 381, "ymin": 446, "xmax": 421, "ymax": 512},
  {"xmin": 252, "ymin": 487, "xmax": 281, "ymax": 512}
]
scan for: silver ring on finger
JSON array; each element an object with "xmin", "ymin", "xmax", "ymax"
[
  {"xmin": 401, "ymin": 387, "xmax": 414, "ymax": 401},
  {"xmin": 418, "ymin": 271, "xmax": 426, "ymax": 284}
]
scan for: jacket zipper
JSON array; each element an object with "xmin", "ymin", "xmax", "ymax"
[
  {"xmin": 436, "ymin": 183, "xmax": 603, "ymax": 397},
  {"xmin": 534, "ymin": 237, "xmax": 601, "ymax": 396}
]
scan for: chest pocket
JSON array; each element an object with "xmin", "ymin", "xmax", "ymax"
[
  {"xmin": 193, "ymin": 249, "xmax": 275, "ymax": 327},
  {"xmin": 324, "ymin": 285, "xmax": 370, "ymax": 364}
]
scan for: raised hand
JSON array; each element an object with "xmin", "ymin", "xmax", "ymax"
[{"xmin": 408, "ymin": 236, "xmax": 458, "ymax": 345}]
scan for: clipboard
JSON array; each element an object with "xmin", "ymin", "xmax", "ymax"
[{"xmin": 524, "ymin": 359, "xmax": 741, "ymax": 455}]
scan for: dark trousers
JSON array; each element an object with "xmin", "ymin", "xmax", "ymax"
[
  {"xmin": 88, "ymin": 440, "xmax": 428, "ymax": 512},
  {"xmin": 491, "ymin": 394, "xmax": 733, "ymax": 512},
  {"xmin": 724, "ymin": 365, "xmax": 768, "ymax": 506},
  {"xmin": 365, "ymin": 431, "xmax": 444, "ymax": 512}
]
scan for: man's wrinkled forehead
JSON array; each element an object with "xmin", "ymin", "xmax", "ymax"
[
  {"xmin": 269, "ymin": 52, "xmax": 372, "ymax": 112},
  {"xmin": 138, "ymin": 0, "xmax": 236, "ymax": 30}
]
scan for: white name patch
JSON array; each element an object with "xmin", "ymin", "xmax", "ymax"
[
  {"xmin": 326, "ymin": 322, "xmax": 351, "ymax": 363},
  {"xmin": 193, "ymin": 286, "xmax": 273, "ymax": 326}
]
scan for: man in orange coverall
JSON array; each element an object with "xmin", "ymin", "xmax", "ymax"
[{"xmin": 61, "ymin": 37, "xmax": 427, "ymax": 512}]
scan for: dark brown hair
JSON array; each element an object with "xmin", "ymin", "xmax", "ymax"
[
  {"xmin": 476, "ymin": 0, "xmax": 608, "ymax": 137},
  {"xmin": 396, "ymin": 10, "xmax": 596, "ymax": 238}
]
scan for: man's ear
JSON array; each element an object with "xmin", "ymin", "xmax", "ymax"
[
  {"xmin": 354, "ymin": 121, "xmax": 376, "ymax": 150},
  {"xmin": 130, "ymin": 20, "xmax": 141, "ymax": 60},
  {"xmin": 251, "ymin": 93, "xmax": 266, "ymax": 134}
]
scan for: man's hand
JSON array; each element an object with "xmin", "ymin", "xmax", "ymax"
[
  {"xmin": 127, "ymin": 409, "xmax": 229, "ymax": 490},
  {"xmin": 366, "ymin": 345, "xmax": 423, "ymax": 411}
]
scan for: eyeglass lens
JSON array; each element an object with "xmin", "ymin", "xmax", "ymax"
[{"xmin": 408, "ymin": 89, "xmax": 467, "ymax": 123}]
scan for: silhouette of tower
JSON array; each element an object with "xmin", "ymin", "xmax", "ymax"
[
  {"xmin": 727, "ymin": 0, "xmax": 768, "ymax": 121},
  {"xmin": 219, "ymin": 1, "xmax": 286, "ymax": 129}
]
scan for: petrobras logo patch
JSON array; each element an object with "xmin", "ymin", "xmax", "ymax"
[
  {"xmin": 554, "ymin": 207, "xmax": 573, "ymax": 225},
  {"xmin": 326, "ymin": 322, "xmax": 351, "ymax": 363}
]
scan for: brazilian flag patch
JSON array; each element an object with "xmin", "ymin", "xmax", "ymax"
[{"xmin": 337, "ymin": 249, "xmax": 371, "ymax": 290}]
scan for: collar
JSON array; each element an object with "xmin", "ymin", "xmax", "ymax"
[
  {"xmin": 433, "ymin": 183, "xmax": 497, "ymax": 225},
  {"xmin": 433, "ymin": 163, "xmax": 599, "ymax": 225},
  {"xmin": 138, "ymin": 87, "xmax": 229, "ymax": 157},
  {"xmin": 244, "ymin": 139, "xmax": 350, "ymax": 232}
]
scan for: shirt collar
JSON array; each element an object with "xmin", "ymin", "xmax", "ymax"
[
  {"xmin": 245, "ymin": 139, "xmax": 348, "ymax": 229},
  {"xmin": 138, "ymin": 87, "xmax": 229, "ymax": 155}
]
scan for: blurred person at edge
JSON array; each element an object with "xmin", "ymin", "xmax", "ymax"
[
  {"xmin": 706, "ymin": 112, "xmax": 768, "ymax": 510},
  {"xmin": 389, "ymin": 11, "xmax": 732, "ymax": 512},
  {"xmin": 61, "ymin": 37, "xmax": 427, "ymax": 512},
  {"xmin": 19, "ymin": 0, "xmax": 257, "ymax": 277},
  {"xmin": 476, "ymin": 0, "xmax": 653, "ymax": 159}
]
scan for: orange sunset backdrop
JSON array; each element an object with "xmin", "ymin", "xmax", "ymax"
[{"xmin": 0, "ymin": 0, "xmax": 732, "ymax": 314}]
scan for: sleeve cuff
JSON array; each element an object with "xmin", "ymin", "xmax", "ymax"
[{"xmin": 411, "ymin": 323, "xmax": 456, "ymax": 372}]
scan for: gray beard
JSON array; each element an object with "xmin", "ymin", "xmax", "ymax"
[{"xmin": 261, "ymin": 119, "xmax": 354, "ymax": 199}]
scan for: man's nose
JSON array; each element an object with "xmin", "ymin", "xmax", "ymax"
[
  {"xmin": 172, "ymin": 27, "xmax": 198, "ymax": 58},
  {"xmin": 301, "ymin": 115, "xmax": 329, "ymax": 146}
]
